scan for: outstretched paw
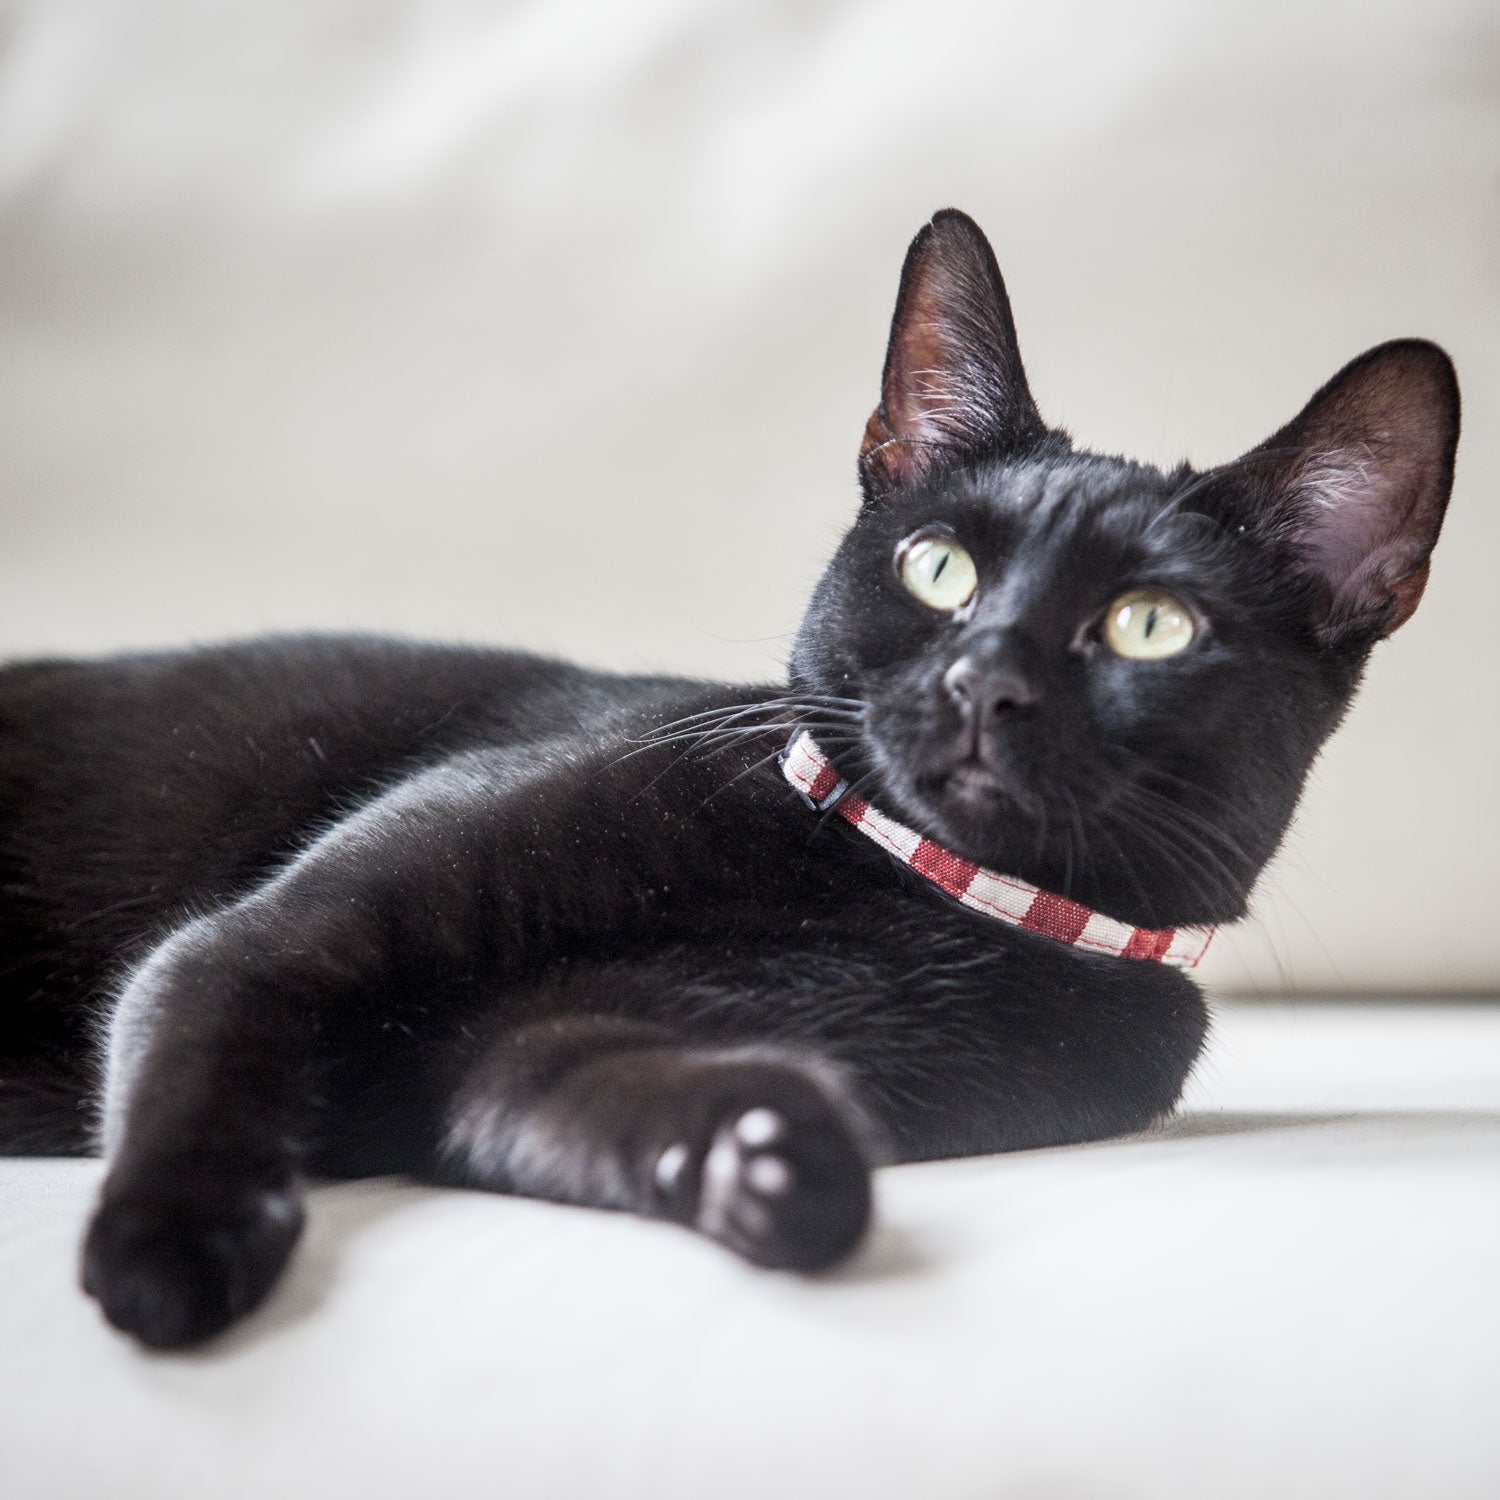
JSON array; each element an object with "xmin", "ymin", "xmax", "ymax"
[
  {"xmin": 82, "ymin": 1183, "xmax": 304, "ymax": 1349},
  {"xmin": 657, "ymin": 1100, "xmax": 871, "ymax": 1272}
]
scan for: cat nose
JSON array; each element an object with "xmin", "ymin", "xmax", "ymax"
[{"xmin": 943, "ymin": 656, "xmax": 1040, "ymax": 719}]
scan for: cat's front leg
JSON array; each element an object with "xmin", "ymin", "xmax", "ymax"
[
  {"xmin": 82, "ymin": 903, "xmax": 342, "ymax": 1348},
  {"xmin": 83, "ymin": 771, "xmax": 510, "ymax": 1346},
  {"xmin": 440, "ymin": 1016, "xmax": 877, "ymax": 1271}
]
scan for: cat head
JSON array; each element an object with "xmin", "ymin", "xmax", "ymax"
[{"xmin": 790, "ymin": 210, "xmax": 1459, "ymax": 928}]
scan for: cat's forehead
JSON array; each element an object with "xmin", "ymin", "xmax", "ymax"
[
  {"xmin": 900, "ymin": 453, "xmax": 1202, "ymax": 564},
  {"xmin": 966, "ymin": 453, "xmax": 1178, "ymax": 526}
]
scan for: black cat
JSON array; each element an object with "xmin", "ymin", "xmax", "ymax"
[{"xmin": 0, "ymin": 210, "xmax": 1458, "ymax": 1349}]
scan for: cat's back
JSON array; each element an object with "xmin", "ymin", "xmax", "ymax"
[
  {"xmin": 1, "ymin": 634, "xmax": 591, "ymax": 835},
  {"xmin": 0, "ymin": 635, "xmax": 713, "ymax": 1029}
]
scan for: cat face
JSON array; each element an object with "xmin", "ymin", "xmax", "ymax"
[{"xmin": 790, "ymin": 211, "xmax": 1459, "ymax": 929}]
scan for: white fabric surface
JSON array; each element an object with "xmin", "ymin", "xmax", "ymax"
[{"xmin": 1, "ymin": 999, "xmax": 1496, "ymax": 1499}]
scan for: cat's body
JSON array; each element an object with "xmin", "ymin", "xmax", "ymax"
[
  {"xmin": 1, "ymin": 637, "xmax": 725, "ymax": 1158},
  {"xmin": 0, "ymin": 211, "xmax": 1458, "ymax": 1348},
  {"xmin": 3, "ymin": 632, "xmax": 1203, "ymax": 1158}
]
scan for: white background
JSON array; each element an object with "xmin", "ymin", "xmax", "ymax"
[{"xmin": 1, "ymin": 0, "xmax": 1496, "ymax": 992}]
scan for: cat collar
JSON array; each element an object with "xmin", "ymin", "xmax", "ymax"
[{"xmin": 779, "ymin": 730, "xmax": 1215, "ymax": 969}]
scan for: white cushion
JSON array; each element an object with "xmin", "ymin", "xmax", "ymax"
[{"xmin": 3, "ymin": 1000, "xmax": 1496, "ymax": 1498}]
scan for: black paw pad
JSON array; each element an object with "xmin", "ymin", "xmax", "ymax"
[{"xmin": 660, "ymin": 1100, "xmax": 871, "ymax": 1273}]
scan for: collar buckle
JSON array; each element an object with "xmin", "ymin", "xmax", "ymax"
[{"xmin": 777, "ymin": 744, "xmax": 849, "ymax": 813}]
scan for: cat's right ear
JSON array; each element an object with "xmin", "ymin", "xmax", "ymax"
[
  {"xmin": 859, "ymin": 210, "xmax": 1046, "ymax": 500},
  {"xmin": 1227, "ymin": 339, "xmax": 1460, "ymax": 644}
]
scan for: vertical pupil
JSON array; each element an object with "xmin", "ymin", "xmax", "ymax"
[
  {"xmin": 931, "ymin": 550, "xmax": 949, "ymax": 584},
  {"xmin": 1144, "ymin": 606, "xmax": 1159, "ymax": 638}
]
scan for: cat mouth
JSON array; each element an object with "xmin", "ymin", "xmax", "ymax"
[
  {"xmin": 915, "ymin": 752, "xmax": 1046, "ymax": 830},
  {"xmin": 941, "ymin": 761, "xmax": 1006, "ymax": 805}
]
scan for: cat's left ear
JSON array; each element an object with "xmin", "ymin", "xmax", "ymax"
[
  {"xmin": 860, "ymin": 209, "xmax": 1046, "ymax": 500},
  {"xmin": 1229, "ymin": 339, "xmax": 1459, "ymax": 642}
]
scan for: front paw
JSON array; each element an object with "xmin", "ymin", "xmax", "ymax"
[
  {"xmin": 82, "ymin": 1182, "xmax": 304, "ymax": 1349},
  {"xmin": 657, "ymin": 1098, "xmax": 872, "ymax": 1273}
]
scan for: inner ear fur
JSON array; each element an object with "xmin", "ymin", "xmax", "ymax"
[
  {"xmin": 860, "ymin": 209, "xmax": 1045, "ymax": 499},
  {"xmin": 1230, "ymin": 339, "xmax": 1459, "ymax": 642}
]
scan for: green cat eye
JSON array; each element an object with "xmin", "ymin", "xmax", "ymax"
[
  {"xmin": 1103, "ymin": 588, "xmax": 1196, "ymax": 660},
  {"xmin": 896, "ymin": 530, "xmax": 978, "ymax": 612}
]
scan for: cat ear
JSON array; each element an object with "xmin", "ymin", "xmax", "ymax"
[
  {"xmin": 1230, "ymin": 339, "xmax": 1459, "ymax": 642},
  {"xmin": 860, "ymin": 209, "xmax": 1046, "ymax": 499}
]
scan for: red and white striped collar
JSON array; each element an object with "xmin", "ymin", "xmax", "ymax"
[{"xmin": 779, "ymin": 730, "xmax": 1215, "ymax": 969}]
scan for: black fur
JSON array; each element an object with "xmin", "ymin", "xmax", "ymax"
[{"xmin": 0, "ymin": 210, "xmax": 1458, "ymax": 1348}]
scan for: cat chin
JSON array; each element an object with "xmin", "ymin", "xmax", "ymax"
[
  {"xmin": 933, "ymin": 768, "xmax": 1022, "ymax": 843},
  {"xmin": 942, "ymin": 763, "xmax": 1006, "ymax": 804},
  {"xmin": 900, "ymin": 766, "xmax": 1038, "ymax": 862}
]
